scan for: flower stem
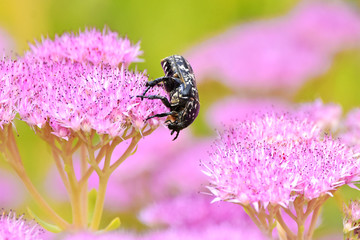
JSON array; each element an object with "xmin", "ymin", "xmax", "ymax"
[
  {"xmin": 3, "ymin": 125, "xmax": 69, "ymax": 229},
  {"xmin": 80, "ymin": 144, "xmax": 88, "ymax": 226},
  {"xmin": 90, "ymin": 133, "xmax": 141, "ymax": 230},
  {"xmin": 305, "ymin": 196, "xmax": 329, "ymax": 240},
  {"xmin": 89, "ymin": 175, "xmax": 109, "ymax": 230},
  {"xmin": 276, "ymin": 210, "xmax": 296, "ymax": 239}
]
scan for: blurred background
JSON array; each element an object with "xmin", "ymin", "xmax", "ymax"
[{"xmin": 1, "ymin": 0, "xmax": 360, "ymax": 239}]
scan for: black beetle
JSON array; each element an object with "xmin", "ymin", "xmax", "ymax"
[{"xmin": 137, "ymin": 55, "xmax": 200, "ymax": 140}]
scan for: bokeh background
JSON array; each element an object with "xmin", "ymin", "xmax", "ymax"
[{"xmin": 1, "ymin": 0, "xmax": 360, "ymax": 239}]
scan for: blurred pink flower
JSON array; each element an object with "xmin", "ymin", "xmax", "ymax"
[
  {"xmin": 297, "ymin": 98, "xmax": 342, "ymax": 133},
  {"xmin": 143, "ymin": 225, "xmax": 266, "ymax": 240},
  {"xmin": 187, "ymin": 1, "xmax": 360, "ymax": 91},
  {"xmin": 61, "ymin": 226, "xmax": 266, "ymax": 240},
  {"xmin": 290, "ymin": 1, "xmax": 360, "ymax": 52},
  {"xmin": 0, "ymin": 170, "xmax": 26, "ymax": 208},
  {"xmin": 139, "ymin": 193, "xmax": 253, "ymax": 229},
  {"xmin": 15, "ymin": 60, "xmax": 166, "ymax": 139},
  {"xmin": 60, "ymin": 231, "xmax": 138, "ymax": 240},
  {"xmin": 25, "ymin": 28, "xmax": 142, "ymax": 67},
  {"xmin": 103, "ymin": 128, "xmax": 210, "ymax": 211},
  {"xmin": 0, "ymin": 210, "xmax": 46, "ymax": 240},
  {"xmin": 204, "ymin": 110, "xmax": 360, "ymax": 206},
  {"xmin": 207, "ymin": 98, "xmax": 342, "ymax": 133},
  {"xmin": 339, "ymin": 108, "xmax": 360, "ymax": 147},
  {"xmin": 206, "ymin": 97, "xmax": 288, "ymax": 130}
]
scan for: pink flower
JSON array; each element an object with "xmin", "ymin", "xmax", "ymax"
[
  {"xmin": 0, "ymin": 58, "xmax": 17, "ymax": 129},
  {"xmin": 0, "ymin": 170, "xmax": 26, "ymax": 208},
  {"xmin": 297, "ymin": 98, "xmax": 342, "ymax": 133},
  {"xmin": 207, "ymin": 98, "xmax": 342, "ymax": 134},
  {"xmin": 103, "ymin": 129, "xmax": 209, "ymax": 211},
  {"xmin": 339, "ymin": 108, "xmax": 360, "ymax": 147},
  {"xmin": 139, "ymin": 193, "xmax": 253, "ymax": 229},
  {"xmin": 0, "ymin": 210, "xmax": 46, "ymax": 240},
  {"xmin": 25, "ymin": 28, "xmax": 142, "ymax": 67},
  {"xmin": 203, "ymin": 110, "xmax": 360, "ymax": 206},
  {"xmin": 15, "ymin": 59, "xmax": 167, "ymax": 138},
  {"xmin": 60, "ymin": 232, "xmax": 138, "ymax": 240},
  {"xmin": 206, "ymin": 97, "xmax": 288, "ymax": 130},
  {"xmin": 186, "ymin": 1, "xmax": 360, "ymax": 92},
  {"xmin": 143, "ymin": 225, "xmax": 266, "ymax": 240},
  {"xmin": 289, "ymin": 1, "xmax": 360, "ymax": 52}
]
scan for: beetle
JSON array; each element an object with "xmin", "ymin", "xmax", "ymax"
[{"xmin": 137, "ymin": 55, "xmax": 200, "ymax": 141}]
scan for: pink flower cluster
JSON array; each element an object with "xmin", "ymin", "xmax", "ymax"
[
  {"xmin": 25, "ymin": 28, "xmax": 142, "ymax": 67},
  {"xmin": 0, "ymin": 210, "xmax": 45, "ymax": 240},
  {"xmin": 187, "ymin": 1, "xmax": 360, "ymax": 91},
  {"xmin": 0, "ymin": 28, "xmax": 166, "ymax": 138},
  {"xmin": 15, "ymin": 59, "xmax": 166, "ymax": 139},
  {"xmin": 203, "ymin": 110, "xmax": 360, "ymax": 206},
  {"xmin": 0, "ymin": 58, "xmax": 17, "ymax": 129}
]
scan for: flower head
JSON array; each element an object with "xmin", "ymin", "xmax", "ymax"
[
  {"xmin": 203, "ymin": 110, "xmax": 360, "ymax": 206},
  {"xmin": 0, "ymin": 58, "xmax": 17, "ymax": 129},
  {"xmin": 25, "ymin": 28, "xmax": 142, "ymax": 67},
  {"xmin": 15, "ymin": 59, "xmax": 167, "ymax": 139},
  {"xmin": 0, "ymin": 210, "xmax": 45, "ymax": 240}
]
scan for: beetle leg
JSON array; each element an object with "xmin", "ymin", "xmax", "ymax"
[
  {"xmin": 171, "ymin": 130, "xmax": 180, "ymax": 141},
  {"xmin": 138, "ymin": 77, "xmax": 182, "ymax": 100},
  {"xmin": 146, "ymin": 77, "xmax": 182, "ymax": 87},
  {"xmin": 137, "ymin": 95, "xmax": 171, "ymax": 108},
  {"xmin": 146, "ymin": 111, "xmax": 177, "ymax": 121}
]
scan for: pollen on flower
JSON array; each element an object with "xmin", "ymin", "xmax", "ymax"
[
  {"xmin": 0, "ymin": 58, "xmax": 16, "ymax": 129},
  {"xmin": 25, "ymin": 27, "xmax": 142, "ymax": 67},
  {"xmin": 0, "ymin": 210, "xmax": 45, "ymax": 240},
  {"xmin": 203, "ymin": 110, "xmax": 360, "ymax": 206},
  {"xmin": 15, "ymin": 59, "xmax": 167, "ymax": 139}
]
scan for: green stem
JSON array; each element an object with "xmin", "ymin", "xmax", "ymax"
[
  {"xmin": 294, "ymin": 197, "xmax": 305, "ymax": 240},
  {"xmin": 109, "ymin": 134, "xmax": 141, "ymax": 172},
  {"xmin": 305, "ymin": 196, "xmax": 329, "ymax": 240},
  {"xmin": 90, "ymin": 132, "xmax": 142, "ymax": 230},
  {"xmin": 89, "ymin": 175, "xmax": 109, "ymax": 230},
  {"xmin": 61, "ymin": 140, "xmax": 84, "ymax": 228},
  {"xmin": 80, "ymin": 144, "xmax": 88, "ymax": 227},
  {"xmin": 3, "ymin": 125, "xmax": 69, "ymax": 229}
]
